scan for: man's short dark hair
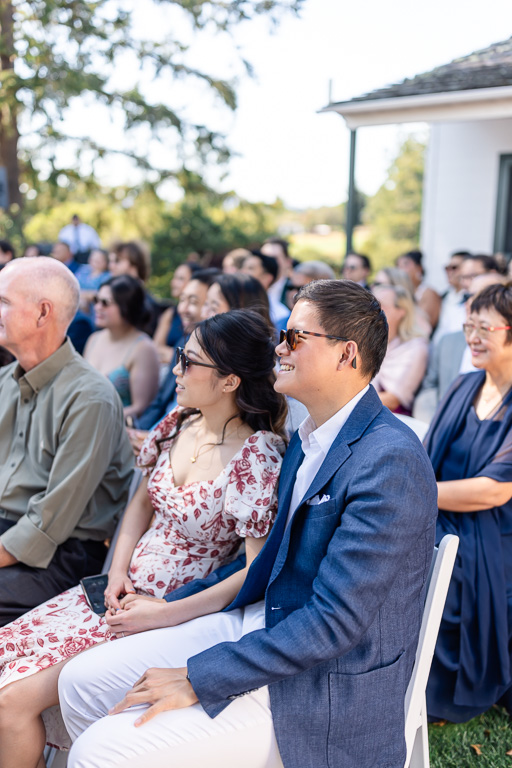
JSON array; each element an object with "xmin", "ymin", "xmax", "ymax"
[
  {"xmin": 348, "ymin": 252, "xmax": 372, "ymax": 271},
  {"xmin": 250, "ymin": 251, "xmax": 278, "ymax": 283},
  {"xmin": 0, "ymin": 240, "xmax": 15, "ymax": 259},
  {"xmin": 465, "ymin": 253, "xmax": 502, "ymax": 274},
  {"xmin": 190, "ymin": 268, "xmax": 222, "ymax": 288},
  {"xmin": 296, "ymin": 279, "xmax": 388, "ymax": 379},
  {"xmin": 264, "ymin": 237, "xmax": 290, "ymax": 259}
]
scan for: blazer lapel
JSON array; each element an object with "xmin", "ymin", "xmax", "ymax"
[{"xmin": 267, "ymin": 386, "xmax": 383, "ymax": 585}]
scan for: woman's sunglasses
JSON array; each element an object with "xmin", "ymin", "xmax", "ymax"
[
  {"xmin": 279, "ymin": 328, "xmax": 357, "ymax": 368},
  {"xmin": 175, "ymin": 347, "xmax": 219, "ymax": 376},
  {"xmin": 92, "ymin": 296, "xmax": 115, "ymax": 308}
]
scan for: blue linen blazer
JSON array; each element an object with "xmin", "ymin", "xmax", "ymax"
[{"xmin": 185, "ymin": 386, "xmax": 437, "ymax": 768}]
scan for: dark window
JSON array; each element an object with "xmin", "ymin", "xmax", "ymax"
[{"xmin": 494, "ymin": 154, "xmax": 512, "ymax": 258}]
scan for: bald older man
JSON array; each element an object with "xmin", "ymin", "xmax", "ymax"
[{"xmin": 0, "ymin": 257, "xmax": 133, "ymax": 624}]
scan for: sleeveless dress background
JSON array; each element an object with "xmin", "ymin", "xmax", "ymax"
[{"xmin": 0, "ymin": 408, "xmax": 284, "ymax": 746}]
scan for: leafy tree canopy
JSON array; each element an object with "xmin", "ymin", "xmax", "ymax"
[
  {"xmin": 0, "ymin": 0, "xmax": 301, "ymax": 237},
  {"xmin": 362, "ymin": 135, "xmax": 425, "ymax": 270}
]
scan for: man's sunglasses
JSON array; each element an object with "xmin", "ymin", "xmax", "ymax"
[
  {"xmin": 279, "ymin": 328, "xmax": 357, "ymax": 368},
  {"xmin": 175, "ymin": 347, "xmax": 219, "ymax": 376}
]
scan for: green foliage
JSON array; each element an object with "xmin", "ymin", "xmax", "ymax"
[
  {"xmin": 150, "ymin": 194, "xmax": 278, "ymax": 281},
  {"xmin": 362, "ymin": 136, "xmax": 425, "ymax": 270},
  {"xmin": 0, "ymin": 0, "xmax": 301, "ymax": 236},
  {"xmin": 429, "ymin": 707, "xmax": 512, "ymax": 768},
  {"xmin": 23, "ymin": 183, "xmax": 167, "ymax": 247}
]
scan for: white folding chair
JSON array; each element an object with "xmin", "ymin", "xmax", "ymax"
[
  {"xmin": 394, "ymin": 413, "xmax": 430, "ymax": 442},
  {"xmin": 404, "ymin": 534, "xmax": 459, "ymax": 768}
]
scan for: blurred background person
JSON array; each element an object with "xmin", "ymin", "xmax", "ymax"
[
  {"xmin": 371, "ymin": 283, "xmax": 429, "ymax": 415},
  {"xmin": 284, "ymin": 260, "xmax": 336, "ymax": 310},
  {"xmin": 108, "ymin": 241, "xmax": 159, "ymax": 335},
  {"xmin": 396, "ymin": 249, "xmax": 442, "ymax": 330},
  {"xmin": 58, "ymin": 213, "xmax": 101, "ymax": 264},
  {"xmin": 458, "ymin": 253, "xmax": 501, "ymax": 297},
  {"xmin": 372, "ymin": 266, "xmax": 431, "ymax": 337},
  {"xmin": 22, "ymin": 244, "xmax": 41, "ymax": 258},
  {"xmin": 242, "ymin": 250, "xmax": 289, "ymax": 331},
  {"xmin": 261, "ymin": 237, "xmax": 293, "ymax": 303},
  {"xmin": 201, "ymin": 273, "xmax": 272, "ymax": 328},
  {"xmin": 425, "ymin": 282, "xmax": 512, "ymax": 724},
  {"xmin": 76, "ymin": 248, "xmax": 111, "ymax": 315},
  {"xmin": 51, "ymin": 241, "xmax": 80, "ymax": 274},
  {"xmin": 342, "ymin": 252, "xmax": 371, "ymax": 288},
  {"xmin": 222, "ymin": 248, "xmax": 251, "ymax": 274},
  {"xmin": 432, "ymin": 250, "xmax": 470, "ymax": 342},
  {"xmin": 130, "ymin": 269, "xmax": 219, "ymax": 434},
  {"xmin": 153, "ymin": 262, "xmax": 202, "ymax": 364},
  {"xmin": 84, "ymin": 275, "xmax": 159, "ymax": 419},
  {"xmin": 0, "ymin": 241, "xmax": 15, "ymax": 270}
]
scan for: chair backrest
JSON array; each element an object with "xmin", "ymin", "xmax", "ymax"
[
  {"xmin": 102, "ymin": 467, "xmax": 143, "ymax": 574},
  {"xmin": 404, "ymin": 534, "xmax": 459, "ymax": 756},
  {"xmin": 394, "ymin": 413, "xmax": 429, "ymax": 441}
]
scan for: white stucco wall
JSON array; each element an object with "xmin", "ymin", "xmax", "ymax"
[{"xmin": 421, "ymin": 117, "xmax": 512, "ymax": 291}]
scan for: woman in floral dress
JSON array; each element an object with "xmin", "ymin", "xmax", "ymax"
[{"xmin": 0, "ymin": 309, "xmax": 287, "ymax": 766}]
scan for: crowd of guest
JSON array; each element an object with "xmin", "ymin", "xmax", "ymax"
[{"xmin": 1, "ymin": 218, "xmax": 512, "ymax": 767}]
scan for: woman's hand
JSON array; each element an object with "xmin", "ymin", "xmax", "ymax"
[
  {"xmin": 104, "ymin": 572, "xmax": 136, "ymax": 611},
  {"xmin": 106, "ymin": 594, "xmax": 168, "ymax": 636}
]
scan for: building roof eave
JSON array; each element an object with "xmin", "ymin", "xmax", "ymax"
[{"xmin": 320, "ymin": 85, "xmax": 512, "ymax": 129}]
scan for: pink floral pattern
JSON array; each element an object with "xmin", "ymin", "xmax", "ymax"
[{"xmin": 0, "ymin": 408, "xmax": 284, "ymax": 747}]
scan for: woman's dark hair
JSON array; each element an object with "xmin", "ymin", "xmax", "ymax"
[
  {"xmin": 114, "ymin": 241, "xmax": 150, "ymax": 282},
  {"xmin": 104, "ymin": 275, "xmax": 150, "ymax": 330},
  {"xmin": 174, "ymin": 309, "xmax": 287, "ymax": 441},
  {"xmin": 398, "ymin": 249, "xmax": 424, "ymax": 276},
  {"xmin": 213, "ymin": 273, "xmax": 272, "ymax": 328},
  {"xmin": 470, "ymin": 282, "xmax": 512, "ymax": 343}
]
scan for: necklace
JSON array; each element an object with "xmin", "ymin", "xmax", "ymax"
[
  {"xmin": 190, "ymin": 420, "xmax": 240, "ymax": 464},
  {"xmin": 477, "ymin": 384, "xmax": 512, "ymax": 420}
]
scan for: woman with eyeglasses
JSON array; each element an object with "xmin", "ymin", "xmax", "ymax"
[
  {"xmin": 424, "ymin": 282, "xmax": 512, "ymax": 723},
  {"xmin": 0, "ymin": 309, "xmax": 287, "ymax": 758},
  {"xmin": 84, "ymin": 275, "xmax": 160, "ymax": 419}
]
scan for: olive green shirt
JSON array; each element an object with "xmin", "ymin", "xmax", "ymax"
[{"xmin": 0, "ymin": 339, "xmax": 134, "ymax": 568}]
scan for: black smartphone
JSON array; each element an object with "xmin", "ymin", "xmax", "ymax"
[{"xmin": 80, "ymin": 573, "xmax": 109, "ymax": 616}]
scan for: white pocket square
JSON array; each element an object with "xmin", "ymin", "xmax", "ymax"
[{"xmin": 308, "ymin": 494, "xmax": 331, "ymax": 506}]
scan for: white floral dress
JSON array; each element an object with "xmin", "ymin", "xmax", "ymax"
[{"xmin": 0, "ymin": 408, "xmax": 284, "ymax": 747}]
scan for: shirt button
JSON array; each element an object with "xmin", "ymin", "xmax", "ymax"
[
  {"xmin": 23, "ymin": 398, "xmax": 29, "ymax": 404},
  {"xmin": 18, "ymin": 432, "xmax": 23, "ymax": 438},
  {"xmin": 10, "ymin": 462, "xmax": 15, "ymax": 468}
]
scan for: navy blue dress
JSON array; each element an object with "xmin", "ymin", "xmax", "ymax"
[{"xmin": 425, "ymin": 371, "xmax": 512, "ymax": 722}]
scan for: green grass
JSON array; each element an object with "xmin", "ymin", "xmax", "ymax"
[{"xmin": 429, "ymin": 707, "xmax": 512, "ymax": 767}]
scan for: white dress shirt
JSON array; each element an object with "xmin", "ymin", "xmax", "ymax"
[{"xmin": 287, "ymin": 386, "xmax": 369, "ymax": 526}]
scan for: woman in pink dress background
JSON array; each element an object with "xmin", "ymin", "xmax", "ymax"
[{"xmin": 0, "ymin": 309, "xmax": 287, "ymax": 766}]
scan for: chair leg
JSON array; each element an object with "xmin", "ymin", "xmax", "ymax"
[{"xmin": 408, "ymin": 698, "xmax": 430, "ymax": 768}]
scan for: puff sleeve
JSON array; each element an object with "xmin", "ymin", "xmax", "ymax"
[
  {"xmin": 137, "ymin": 407, "xmax": 181, "ymax": 476},
  {"xmin": 223, "ymin": 432, "xmax": 285, "ymax": 538}
]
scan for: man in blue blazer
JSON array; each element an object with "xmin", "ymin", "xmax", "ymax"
[{"xmin": 61, "ymin": 280, "xmax": 437, "ymax": 768}]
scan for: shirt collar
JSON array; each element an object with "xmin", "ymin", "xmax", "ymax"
[
  {"xmin": 13, "ymin": 338, "xmax": 75, "ymax": 393},
  {"xmin": 298, "ymin": 384, "xmax": 370, "ymax": 457}
]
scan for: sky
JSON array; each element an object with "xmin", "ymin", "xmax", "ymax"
[{"xmin": 53, "ymin": 0, "xmax": 512, "ymax": 209}]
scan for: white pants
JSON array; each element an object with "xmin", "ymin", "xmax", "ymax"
[{"xmin": 59, "ymin": 606, "xmax": 283, "ymax": 768}]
